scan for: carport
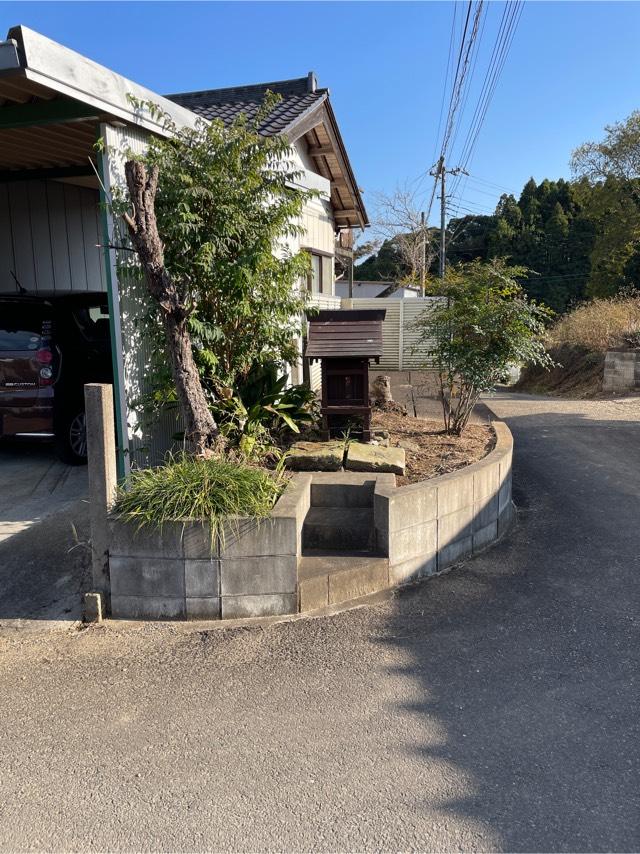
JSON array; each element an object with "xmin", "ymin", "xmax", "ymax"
[{"xmin": 0, "ymin": 26, "xmax": 199, "ymax": 476}]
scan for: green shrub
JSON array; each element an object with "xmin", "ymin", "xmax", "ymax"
[{"xmin": 113, "ymin": 454, "xmax": 286, "ymax": 545}]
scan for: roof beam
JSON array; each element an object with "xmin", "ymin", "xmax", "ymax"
[
  {"xmin": 0, "ymin": 97, "xmax": 98, "ymax": 129},
  {"xmin": 0, "ymin": 164, "xmax": 94, "ymax": 183},
  {"xmin": 334, "ymin": 208, "xmax": 358, "ymax": 218},
  {"xmin": 308, "ymin": 144, "xmax": 333, "ymax": 156}
]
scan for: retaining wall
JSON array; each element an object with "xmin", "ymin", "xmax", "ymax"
[
  {"xmin": 109, "ymin": 473, "xmax": 311, "ymax": 620},
  {"xmin": 603, "ymin": 350, "xmax": 640, "ymax": 393},
  {"xmin": 374, "ymin": 421, "xmax": 513, "ymax": 586},
  {"xmin": 106, "ymin": 425, "xmax": 513, "ymax": 621}
]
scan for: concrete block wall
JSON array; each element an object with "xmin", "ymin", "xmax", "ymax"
[
  {"xmin": 374, "ymin": 421, "xmax": 513, "ymax": 586},
  {"xmin": 603, "ymin": 350, "xmax": 640, "ymax": 393},
  {"xmin": 109, "ymin": 473, "xmax": 311, "ymax": 621}
]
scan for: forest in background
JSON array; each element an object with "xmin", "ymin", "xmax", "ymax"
[{"xmin": 356, "ymin": 112, "xmax": 640, "ymax": 315}]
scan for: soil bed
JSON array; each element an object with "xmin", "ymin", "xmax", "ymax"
[{"xmin": 371, "ymin": 409, "xmax": 495, "ymax": 485}]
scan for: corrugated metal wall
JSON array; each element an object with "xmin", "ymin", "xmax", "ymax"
[{"xmin": 0, "ymin": 179, "xmax": 105, "ymax": 293}]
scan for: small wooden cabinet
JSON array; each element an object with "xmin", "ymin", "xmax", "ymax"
[{"xmin": 305, "ymin": 309, "xmax": 386, "ymax": 442}]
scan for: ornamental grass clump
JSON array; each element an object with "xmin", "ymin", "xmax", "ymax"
[{"xmin": 113, "ymin": 454, "xmax": 286, "ymax": 546}]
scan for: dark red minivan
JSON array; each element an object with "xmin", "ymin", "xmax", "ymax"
[{"xmin": 0, "ymin": 292, "xmax": 113, "ymax": 464}]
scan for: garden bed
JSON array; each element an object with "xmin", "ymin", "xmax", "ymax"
[{"xmin": 371, "ymin": 409, "xmax": 496, "ymax": 485}]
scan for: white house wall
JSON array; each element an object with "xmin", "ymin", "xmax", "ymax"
[{"xmin": 0, "ymin": 179, "xmax": 105, "ymax": 293}]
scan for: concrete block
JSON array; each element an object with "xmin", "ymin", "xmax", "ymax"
[
  {"xmin": 220, "ymin": 555, "xmax": 297, "ymax": 596},
  {"xmin": 498, "ymin": 474, "xmax": 512, "ymax": 514},
  {"xmin": 438, "ymin": 535, "xmax": 473, "ymax": 569},
  {"xmin": 473, "ymin": 495, "xmax": 499, "ymax": 531},
  {"xmin": 387, "ymin": 483, "xmax": 437, "ymax": 531},
  {"xmin": 83, "ymin": 592, "xmax": 103, "ymax": 623},
  {"xmin": 186, "ymin": 597, "xmax": 221, "ymax": 620},
  {"xmin": 498, "ymin": 501, "xmax": 516, "ymax": 538},
  {"xmin": 438, "ymin": 506, "xmax": 474, "ymax": 549},
  {"xmin": 311, "ymin": 478, "xmax": 377, "ymax": 508},
  {"xmin": 299, "ymin": 574, "xmax": 329, "ymax": 612},
  {"xmin": 109, "ymin": 519, "xmax": 184, "ymax": 559},
  {"xmin": 182, "ymin": 523, "xmax": 216, "ymax": 560},
  {"xmin": 109, "ymin": 556, "xmax": 185, "ymax": 598},
  {"xmin": 111, "ymin": 595, "xmax": 186, "ymax": 621},
  {"xmin": 473, "ymin": 521, "xmax": 498, "ymax": 552},
  {"xmin": 437, "ymin": 471, "xmax": 474, "ymax": 516},
  {"xmin": 328, "ymin": 561, "xmax": 389, "ymax": 605},
  {"xmin": 221, "ymin": 593, "xmax": 297, "ymax": 620},
  {"xmin": 389, "ymin": 553, "xmax": 437, "ymax": 586},
  {"xmin": 185, "ymin": 559, "xmax": 219, "ymax": 598},
  {"xmin": 219, "ymin": 516, "xmax": 297, "ymax": 558},
  {"xmin": 473, "ymin": 462, "xmax": 499, "ymax": 501},
  {"xmin": 389, "ymin": 520, "xmax": 437, "ymax": 563}
]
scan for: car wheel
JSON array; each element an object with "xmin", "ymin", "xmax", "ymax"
[{"xmin": 55, "ymin": 408, "xmax": 88, "ymax": 465}]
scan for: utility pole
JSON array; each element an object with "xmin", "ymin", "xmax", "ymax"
[
  {"xmin": 420, "ymin": 211, "xmax": 426, "ymax": 297},
  {"xmin": 430, "ymin": 157, "xmax": 468, "ymax": 279},
  {"xmin": 439, "ymin": 169, "xmax": 447, "ymax": 280}
]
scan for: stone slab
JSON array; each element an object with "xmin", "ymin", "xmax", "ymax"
[
  {"xmin": 109, "ymin": 556, "xmax": 185, "ymax": 598},
  {"xmin": 389, "ymin": 553, "xmax": 437, "ymax": 586},
  {"xmin": 473, "ymin": 521, "xmax": 499, "ymax": 552},
  {"xmin": 345, "ymin": 443, "xmax": 405, "ymax": 475},
  {"xmin": 185, "ymin": 559, "xmax": 219, "ymax": 598},
  {"xmin": 109, "ymin": 519, "xmax": 185, "ymax": 559},
  {"xmin": 438, "ymin": 506, "xmax": 474, "ymax": 549},
  {"xmin": 285, "ymin": 441, "xmax": 345, "ymax": 472},
  {"xmin": 220, "ymin": 555, "xmax": 297, "ymax": 596},
  {"xmin": 439, "ymin": 535, "xmax": 473, "ymax": 569},
  {"xmin": 221, "ymin": 593, "xmax": 297, "ymax": 620},
  {"xmin": 299, "ymin": 574, "xmax": 329, "ymax": 612},
  {"xmin": 388, "ymin": 520, "xmax": 437, "ymax": 564},
  {"xmin": 186, "ymin": 597, "xmax": 221, "ymax": 620},
  {"xmin": 328, "ymin": 561, "xmax": 389, "ymax": 605},
  {"xmin": 111, "ymin": 595, "xmax": 186, "ymax": 621},
  {"xmin": 219, "ymin": 516, "xmax": 298, "ymax": 559}
]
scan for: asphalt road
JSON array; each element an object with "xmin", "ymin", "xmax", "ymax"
[{"xmin": 0, "ymin": 392, "xmax": 638, "ymax": 851}]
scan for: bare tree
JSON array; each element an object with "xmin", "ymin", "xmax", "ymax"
[{"xmin": 371, "ymin": 188, "xmax": 434, "ymax": 291}]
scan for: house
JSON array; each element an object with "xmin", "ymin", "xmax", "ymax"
[
  {"xmin": 334, "ymin": 280, "xmax": 420, "ymax": 299},
  {"xmin": 0, "ymin": 26, "xmax": 368, "ymax": 471}
]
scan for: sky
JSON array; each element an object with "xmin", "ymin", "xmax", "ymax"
[{"xmin": 2, "ymin": 1, "xmax": 640, "ymax": 228}]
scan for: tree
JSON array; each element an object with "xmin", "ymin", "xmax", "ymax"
[
  {"xmin": 571, "ymin": 111, "xmax": 640, "ymax": 181},
  {"xmin": 118, "ymin": 97, "xmax": 311, "ymax": 451},
  {"xmin": 415, "ymin": 259, "xmax": 553, "ymax": 435},
  {"xmin": 368, "ymin": 188, "xmax": 433, "ymax": 290}
]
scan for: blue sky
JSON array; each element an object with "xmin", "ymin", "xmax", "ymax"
[{"xmin": 2, "ymin": 1, "xmax": 640, "ymax": 226}]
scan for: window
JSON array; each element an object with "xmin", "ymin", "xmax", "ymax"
[{"xmin": 306, "ymin": 252, "xmax": 334, "ymax": 295}]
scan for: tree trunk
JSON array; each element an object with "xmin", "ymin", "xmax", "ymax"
[{"xmin": 122, "ymin": 160, "xmax": 218, "ymax": 453}]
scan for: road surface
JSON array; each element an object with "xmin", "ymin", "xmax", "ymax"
[{"xmin": 0, "ymin": 393, "xmax": 638, "ymax": 851}]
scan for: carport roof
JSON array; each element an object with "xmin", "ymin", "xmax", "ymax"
[{"xmin": 0, "ymin": 26, "xmax": 200, "ymax": 174}]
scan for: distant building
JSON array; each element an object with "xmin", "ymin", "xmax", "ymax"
[{"xmin": 334, "ymin": 280, "xmax": 419, "ymax": 299}]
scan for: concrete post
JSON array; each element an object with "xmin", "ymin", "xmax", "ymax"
[{"xmin": 84, "ymin": 383, "xmax": 118, "ymax": 610}]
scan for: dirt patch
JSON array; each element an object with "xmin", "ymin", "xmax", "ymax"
[
  {"xmin": 515, "ymin": 345, "xmax": 605, "ymax": 398},
  {"xmin": 371, "ymin": 409, "xmax": 495, "ymax": 485}
]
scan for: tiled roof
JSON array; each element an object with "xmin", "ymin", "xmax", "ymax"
[{"xmin": 166, "ymin": 74, "xmax": 327, "ymax": 136}]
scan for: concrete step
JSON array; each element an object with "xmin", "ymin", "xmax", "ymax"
[
  {"xmin": 302, "ymin": 507, "xmax": 374, "ymax": 552},
  {"xmin": 309, "ymin": 471, "xmax": 396, "ymax": 508},
  {"xmin": 298, "ymin": 554, "xmax": 390, "ymax": 612}
]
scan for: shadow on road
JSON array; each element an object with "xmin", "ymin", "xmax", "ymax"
[{"xmin": 377, "ymin": 407, "xmax": 640, "ymax": 851}]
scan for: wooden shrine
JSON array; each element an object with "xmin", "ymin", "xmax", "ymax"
[{"xmin": 305, "ymin": 309, "xmax": 386, "ymax": 442}]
